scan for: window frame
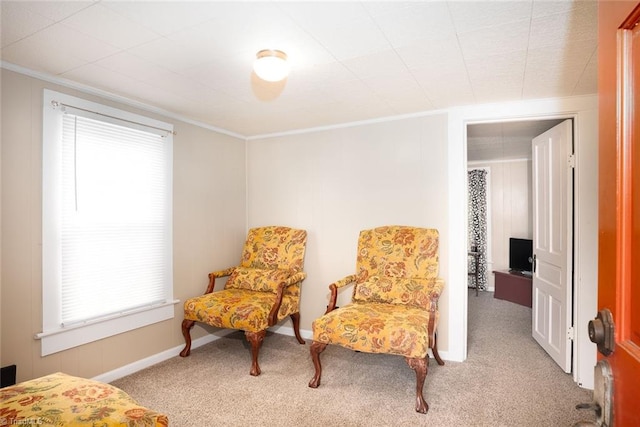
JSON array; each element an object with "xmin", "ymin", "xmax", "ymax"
[{"xmin": 39, "ymin": 89, "xmax": 176, "ymax": 356}]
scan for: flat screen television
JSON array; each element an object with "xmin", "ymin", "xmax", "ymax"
[{"xmin": 509, "ymin": 237, "xmax": 533, "ymax": 273}]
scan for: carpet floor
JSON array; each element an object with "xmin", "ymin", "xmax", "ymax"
[{"xmin": 112, "ymin": 290, "xmax": 596, "ymax": 426}]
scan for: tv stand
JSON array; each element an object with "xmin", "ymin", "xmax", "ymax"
[{"xmin": 493, "ymin": 270, "xmax": 532, "ymax": 308}]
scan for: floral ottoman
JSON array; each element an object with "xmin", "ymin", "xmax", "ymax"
[{"xmin": 0, "ymin": 372, "xmax": 168, "ymax": 426}]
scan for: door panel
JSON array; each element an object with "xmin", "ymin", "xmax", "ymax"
[
  {"xmin": 549, "ymin": 298, "xmax": 562, "ymax": 351},
  {"xmin": 533, "ymin": 289, "xmax": 547, "ymax": 338},
  {"xmin": 598, "ymin": 2, "xmax": 640, "ymax": 425},
  {"xmin": 532, "ymin": 119, "xmax": 572, "ymax": 372}
]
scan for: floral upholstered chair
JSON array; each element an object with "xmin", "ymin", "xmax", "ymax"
[
  {"xmin": 308, "ymin": 226, "xmax": 445, "ymax": 414},
  {"xmin": 181, "ymin": 226, "xmax": 307, "ymax": 376},
  {"xmin": 0, "ymin": 372, "xmax": 168, "ymax": 426}
]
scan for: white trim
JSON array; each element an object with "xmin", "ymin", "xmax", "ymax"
[
  {"xmin": 451, "ymin": 94, "xmax": 598, "ymax": 388},
  {"xmin": 267, "ymin": 324, "xmax": 314, "ymax": 341},
  {"xmin": 36, "ymin": 300, "xmax": 180, "ymax": 339},
  {"xmin": 247, "ymin": 95, "xmax": 597, "ymax": 140},
  {"xmin": 467, "ymin": 158, "xmax": 531, "ymax": 166},
  {"xmin": 1, "ymin": 61, "xmax": 245, "ymax": 140},
  {"xmin": 39, "ymin": 303, "xmax": 178, "ymax": 356},
  {"xmin": 41, "ymin": 89, "xmax": 176, "ymax": 356},
  {"xmin": 3, "ymin": 61, "xmax": 598, "ymax": 144},
  {"xmin": 93, "ymin": 328, "xmax": 450, "ymax": 383},
  {"xmin": 93, "ymin": 331, "xmax": 233, "ymax": 383},
  {"xmin": 44, "ymin": 89, "xmax": 172, "ymax": 134},
  {"xmin": 245, "ymin": 109, "xmax": 447, "ymax": 141}
]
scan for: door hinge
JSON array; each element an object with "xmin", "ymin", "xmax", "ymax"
[
  {"xmin": 568, "ymin": 326, "xmax": 575, "ymax": 340},
  {"xmin": 568, "ymin": 153, "xmax": 576, "ymax": 168}
]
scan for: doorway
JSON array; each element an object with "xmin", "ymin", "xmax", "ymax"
[
  {"xmin": 453, "ymin": 100, "xmax": 599, "ymax": 391},
  {"xmin": 466, "ymin": 119, "xmax": 576, "ymax": 368},
  {"xmin": 466, "ymin": 119, "xmax": 563, "ymax": 292}
]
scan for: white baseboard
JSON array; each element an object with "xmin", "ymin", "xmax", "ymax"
[
  {"xmin": 267, "ymin": 324, "xmax": 314, "ymax": 341},
  {"xmin": 93, "ymin": 330, "xmax": 232, "ymax": 383},
  {"xmin": 94, "ymin": 326, "xmax": 451, "ymax": 383}
]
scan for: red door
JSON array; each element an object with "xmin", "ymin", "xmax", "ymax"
[{"xmin": 598, "ymin": 2, "xmax": 640, "ymax": 425}]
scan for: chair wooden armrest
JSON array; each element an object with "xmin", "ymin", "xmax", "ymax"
[
  {"xmin": 427, "ymin": 278, "xmax": 444, "ymax": 304},
  {"xmin": 210, "ymin": 267, "xmax": 236, "ymax": 278},
  {"xmin": 204, "ymin": 267, "xmax": 237, "ymax": 294},
  {"xmin": 326, "ymin": 274, "xmax": 357, "ymax": 313},
  {"xmin": 426, "ymin": 278, "xmax": 444, "ymax": 349},
  {"xmin": 267, "ymin": 271, "xmax": 308, "ymax": 326}
]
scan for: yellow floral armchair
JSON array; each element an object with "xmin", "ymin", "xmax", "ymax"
[
  {"xmin": 181, "ymin": 226, "xmax": 307, "ymax": 376},
  {"xmin": 0, "ymin": 372, "xmax": 168, "ymax": 426},
  {"xmin": 308, "ymin": 226, "xmax": 445, "ymax": 414}
]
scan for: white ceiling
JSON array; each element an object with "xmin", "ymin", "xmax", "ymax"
[{"xmin": 0, "ymin": 1, "xmax": 598, "ymax": 138}]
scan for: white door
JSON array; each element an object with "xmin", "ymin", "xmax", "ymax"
[{"xmin": 531, "ymin": 119, "xmax": 573, "ymax": 372}]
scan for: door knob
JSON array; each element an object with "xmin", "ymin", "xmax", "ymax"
[{"xmin": 588, "ymin": 309, "xmax": 614, "ymax": 356}]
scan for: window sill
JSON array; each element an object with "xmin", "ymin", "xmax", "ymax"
[{"xmin": 36, "ymin": 300, "xmax": 180, "ymax": 356}]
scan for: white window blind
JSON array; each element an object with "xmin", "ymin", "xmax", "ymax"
[
  {"xmin": 40, "ymin": 89, "xmax": 176, "ymax": 356},
  {"xmin": 60, "ymin": 114, "xmax": 167, "ymax": 325}
]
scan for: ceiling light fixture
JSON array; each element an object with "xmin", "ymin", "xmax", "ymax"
[{"xmin": 253, "ymin": 49, "xmax": 289, "ymax": 82}]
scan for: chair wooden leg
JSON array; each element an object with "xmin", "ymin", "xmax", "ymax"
[
  {"xmin": 406, "ymin": 356, "xmax": 429, "ymax": 414},
  {"xmin": 179, "ymin": 319, "xmax": 195, "ymax": 357},
  {"xmin": 245, "ymin": 330, "xmax": 266, "ymax": 376},
  {"xmin": 290, "ymin": 313, "xmax": 305, "ymax": 344},
  {"xmin": 432, "ymin": 332, "xmax": 445, "ymax": 366},
  {"xmin": 308, "ymin": 341, "xmax": 327, "ymax": 388}
]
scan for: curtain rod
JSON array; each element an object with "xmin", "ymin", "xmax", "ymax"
[{"xmin": 51, "ymin": 100, "xmax": 176, "ymax": 136}]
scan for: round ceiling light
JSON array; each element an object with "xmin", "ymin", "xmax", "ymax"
[{"xmin": 253, "ymin": 49, "xmax": 289, "ymax": 82}]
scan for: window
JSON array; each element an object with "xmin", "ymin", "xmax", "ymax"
[{"xmin": 39, "ymin": 90, "xmax": 176, "ymax": 356}]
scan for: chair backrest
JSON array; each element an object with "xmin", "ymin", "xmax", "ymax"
[
  {"xmin": 239, "ymin": 226, "xmax": 307, "ymax": 272},
  {"xmin": 356, "ymin": 226, "xmax": 439, "ymax": 280},
  {"xmin": 353, "ymin": 226, "xmax": 440, "ymax": 308}
]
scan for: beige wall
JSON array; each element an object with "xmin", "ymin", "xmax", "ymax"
[
  {"xmin": 0, "ymin": 67, "xmax": 599, "ymax": 384},
  {"xmin": 246, "ymin": 115, "xmax": 452, "ymax": 354},
  {"xmin": 469, "ymin": 160, "xmax": 532, "ymax": 289},
  {"xmin": 0, "ymin": 70, "xmax": 247, "ymax": 382}
]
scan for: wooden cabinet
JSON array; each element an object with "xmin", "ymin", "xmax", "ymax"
[{"xmin": 493, "ymin": 270, "xmax": 532, "ymax": 308}]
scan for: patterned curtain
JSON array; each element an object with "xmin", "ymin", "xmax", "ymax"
[{"xmin": 468, "ymin": 169, "xmax": 488, "ymax": 290}]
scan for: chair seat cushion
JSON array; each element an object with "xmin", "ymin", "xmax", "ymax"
[
  {"xmin": 312, "ymin": 302, "xmax": 432, "ymax": 358},
  {"xmin": 184, "ymin": 289, "xmax": 297, "ymax": 332}
]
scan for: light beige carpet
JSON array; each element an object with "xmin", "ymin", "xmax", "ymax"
[{"xmin": 112, "ymin": 291, "xmax": 596, "ymax": 426}]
